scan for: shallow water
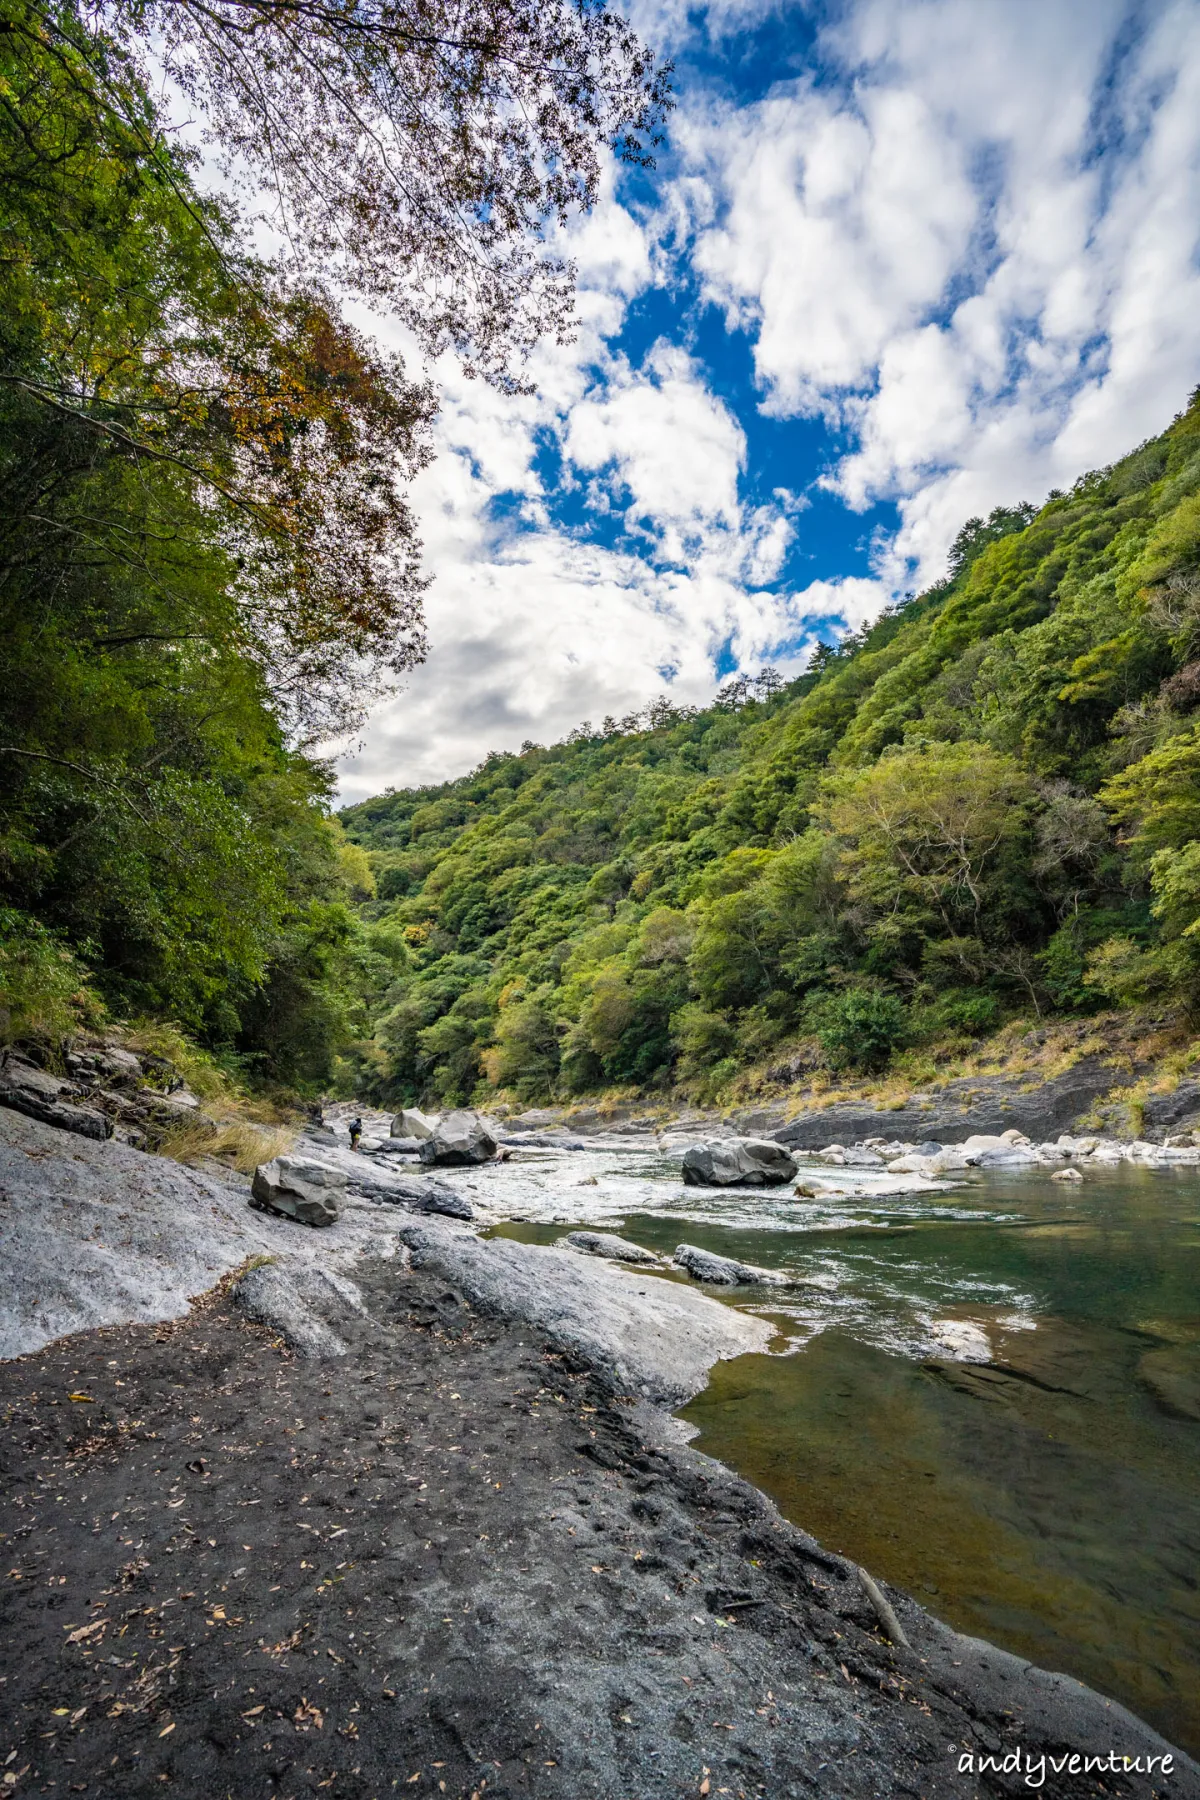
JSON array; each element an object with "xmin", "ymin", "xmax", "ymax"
[{"xmin": 444, "ymin": 1139, "xmax": 1200, "ymax": 1753}]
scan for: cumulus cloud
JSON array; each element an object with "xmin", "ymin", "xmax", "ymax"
[
  {"xmin": 682, "ymin": 0, "xmax": 1200, "ymax": 587},
  {"xmin": 337, "ymin": 0, "xmax": 1200, "ymax": 800}
]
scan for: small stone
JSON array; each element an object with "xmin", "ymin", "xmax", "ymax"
[{"xmin": 673, "ymin": 1244, "xmax": 794, "ymax": 1287}]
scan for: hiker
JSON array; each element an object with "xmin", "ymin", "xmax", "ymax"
[{"xmin": 348, "ymin": 1115, "xmax": 363, "ymax": 1151}]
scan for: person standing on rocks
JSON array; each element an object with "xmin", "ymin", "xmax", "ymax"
[{"xmin": 348, "ymin": 1116, "xmax": 363, "ymax": 1151}]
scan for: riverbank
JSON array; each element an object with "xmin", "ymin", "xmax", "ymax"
[
  {"xmin": 2, "ymin": 1107, "xmax": 1198, "ymax": 1797},
  {"xmin": 487, "ymin": 1013, "xmax": 1200, "ymax": 1152}
]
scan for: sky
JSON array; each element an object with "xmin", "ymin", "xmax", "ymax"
[{"xmin": 334, "ymin": 0, "xmax": 1200, "ymax": 804}]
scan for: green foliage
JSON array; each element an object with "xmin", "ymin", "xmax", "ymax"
[
  {"xmin": 0, "ymin": 907, "xmax": 104, "ymax": 1043},
  {"xmin": 0, "ymin": 3, "xmax": 420, "ymax": 1087},
  {"xmin": 814, "ymin": 988, "xmax": 908, "ymax": 1074},
  {"xmin": 344, "ymin": 389, "xmax": 1200, "ymax": 1102}
]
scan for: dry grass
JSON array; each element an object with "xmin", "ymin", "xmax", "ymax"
[
  {"xmin": 157, "ymin": 1118, "xmax": 297, "ymax": 1174},
  {"xmin": 714, "ymin": 1006, "xmax": 1200, "ymax": 1119}
]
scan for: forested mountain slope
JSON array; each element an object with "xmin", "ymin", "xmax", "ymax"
[
  {"xmin": 342, "ymin": 390, "xmax": 1200, "ymax": 1106},
  {"xmin": 1, "ymin": 0, "xmax": 662, "ymax": 1094}
]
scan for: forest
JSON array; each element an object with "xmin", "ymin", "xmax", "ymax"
[
  {"xmin": 341, "ymin": 392, "xmax": 1200, "ymax": 1106},
  {"xmin": 4, "ymin": 4, "xmax": 1200, "ymax": 1111},
  {"xmin": 0, "ymin": 0, "xmax": 666, "ymax": 1089}
]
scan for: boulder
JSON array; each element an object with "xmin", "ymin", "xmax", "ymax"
[
  {"xmin": 563, "ymin": 1231, "xmax": 661, "ymax": 1265},
  {"xmin": 0, "ymin": 1054, "xmax": 112, "ymax": 1141},
  {"xmin": 407, "ymin": 1185, "xmax": 474, "ymax": 1221},
  {"xmin": 680, "ymin": 1137, "xmax": 797, "ymax": 1188},
  {"xmin": 1051, "ymin": 1167, "xmax": 1083, "ymax": 1183},
  {"xmin": 673, "ymin": 1243, "xmax": 792, "ymax": 1286},
  {"xmin": 392, "ymin": 1107, "xmax": 437, "ymax": 1140},
  {"xmin": 250, "ymin": 1154, "xmax": 346, "ymax": 1227},
  {"xmin": 418, "ymin": 1109, "xmax": 498, "ymax": 1167},
  {"xmin": 842, "ymin": 1145, "xmax": 885, "ymax": 1168}
]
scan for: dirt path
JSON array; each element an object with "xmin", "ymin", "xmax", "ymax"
[{"xmin": 1, "ymin": 1256, "xmax": 1193, "ymax": 1800}]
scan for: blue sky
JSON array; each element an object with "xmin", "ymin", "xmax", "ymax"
[{"xmin": 337, "ymin": 0, "xmax": 1200, "ymax": 800}]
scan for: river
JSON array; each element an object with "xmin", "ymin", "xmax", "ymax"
[{"xmin": 426, "ymin": 1135, "xmax": 1200, "ymax": 1755}]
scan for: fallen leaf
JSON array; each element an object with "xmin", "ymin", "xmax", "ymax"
[
  {"xmin": 67, "ymin": 1394, "xmax": 95, "ymax": 1404},
  {"xmin": 158, "ymin": 1722, "xmax": 175, "ymax": 1737},
  {"xmin": 241, "ymin": 1706, "xmax": 264, "ymax": 1719},
  {"xmin": 65, "ymin": 1620, "xmax": 106, "ymax": 1645}
]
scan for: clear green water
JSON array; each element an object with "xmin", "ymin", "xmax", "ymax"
[{"xmin": 473, "ymin": 1147, "xmax": 1200, "ymax": 1752}]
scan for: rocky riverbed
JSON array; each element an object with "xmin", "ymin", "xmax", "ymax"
[{"xmin": 2, "ymin": 1103, "xmax": 1198, "ymax": 1798}]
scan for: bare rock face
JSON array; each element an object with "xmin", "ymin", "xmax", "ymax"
[
  {"xmin": 250, "ymin": 1154, "xmax": 346, "ymax": 1227},
  {"xmin": 392, "ymin": 1107, "xmax": 438, "ymax": 1140},
  {"xmin": 418, "ymin": 1109, "xmax": 498, "ymax": 1167},
  {"xmin": 680, "ymin": 1136, "xmax": 796, "ymax": 1188},
  {"xmin": 0, "ymin": 1052, "xmax": 112, "ymax": 1141}
]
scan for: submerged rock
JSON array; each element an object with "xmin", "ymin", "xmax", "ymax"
[
  {"xmin": 1051, "ymin": 1167, "xmax": 1084, "ymax": 1183},
  {"xmin": 680, "ymin": 1137, "xmax": 796, "ymax": 1187},
  {"xmin": 250, "ymin": 1154, "xmax": 345, "ymax": 1227},
  {"xmin": 673, "ymin": 1243, "xmax": 792, "ymax": 1287},
  {"xmin": 418, "ymin": 1109, "xmax": 498, "ymax": 1167},
  {"xmin": 563, "ymin": 1231, "xmax": 661, "ymax": 1265}
]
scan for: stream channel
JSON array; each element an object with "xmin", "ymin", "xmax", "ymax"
[{"xmin": 426, "ymin": 1135, "xmax": 1200, "ymax": 1755}]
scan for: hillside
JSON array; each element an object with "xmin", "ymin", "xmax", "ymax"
[{"xmin": 340, "ymin": 388, "xmax": 1200, "ymax": 1109}]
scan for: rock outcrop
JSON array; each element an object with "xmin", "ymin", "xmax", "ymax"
[
  {"xmin": 0, "ymin": 1050, "xmax": 112, "ymax": 1140},
  {"xmin": 250, "ymin": 1154, "xmax": 345, "ymax": 1227},
  {"xmin": 418, "ymin": 1108, "xmax": 498, "ymax": 1167},
  {"xmin": 681, "ymin": 1136, "xmax": 796, "ymax": 1187},
  {"xmin": 771, "ymin": 1058, "xmax": 1133, "ymax": 1151}
]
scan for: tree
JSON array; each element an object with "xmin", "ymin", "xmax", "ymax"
[
  {"xmin": 21, "ymin": 0, "xmax": 670, "ymax": 387},
  {"xmin": 820, "ymin": 741, "xmax": 1034, "ymax": 949},
  {"xmin": 816, "ymin": 988, "xmax": 906, "ymax": 1074}
]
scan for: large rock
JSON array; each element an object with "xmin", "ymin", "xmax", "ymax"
[
  {"xmin": 673, "ymin": 1243, "xmax": 793, "ymax": 1286},
  {"xmin": 392, "ymin": 1107, "xmax": 438, "ymax": 1140},
  {"xmin": 250, "ymin": 1154, "xmax": 346, "ymax": 1227},
  {"xmin": 0, "ymin": 1054, "xmax": 112, "ymax": 1141},
  {"xmin": 681, "ymin": 1136, "xmax": 796, "ymax": 1187},
  {"xmin": 418, "ymin": 1108, "xmax": 498, "ymax": 1167},
  {"xmin": 563, "ymin": 1231, "xmax": 661, "ymax": 1265}
]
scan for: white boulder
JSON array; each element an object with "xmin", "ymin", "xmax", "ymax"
[
  {"xmin": 418, "ymin": 1108, "xmax": 499, "ymax": 1167},
  {"xmin": 392, "ymin": 1107, "xmax": 438, "ymax": 1139}
]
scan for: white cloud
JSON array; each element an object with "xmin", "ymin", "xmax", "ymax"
[
  {"xmin": 679, "ymin": 0, "xmax": 1200, "ymax": 588},
  {"xmin": 337, "ymin": 0, "xmax": 1200, "ymax": 800},
  {"xmin": 565, "ymin": 341, "xmax": 746, "ymax": 553},
  {"xmin": 336, "ymin": 179, "xmax": 806, "ymax": 801},
  {"xmin": 684, "ymin": 80, "xmax": 976, "ymax": 409}
]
